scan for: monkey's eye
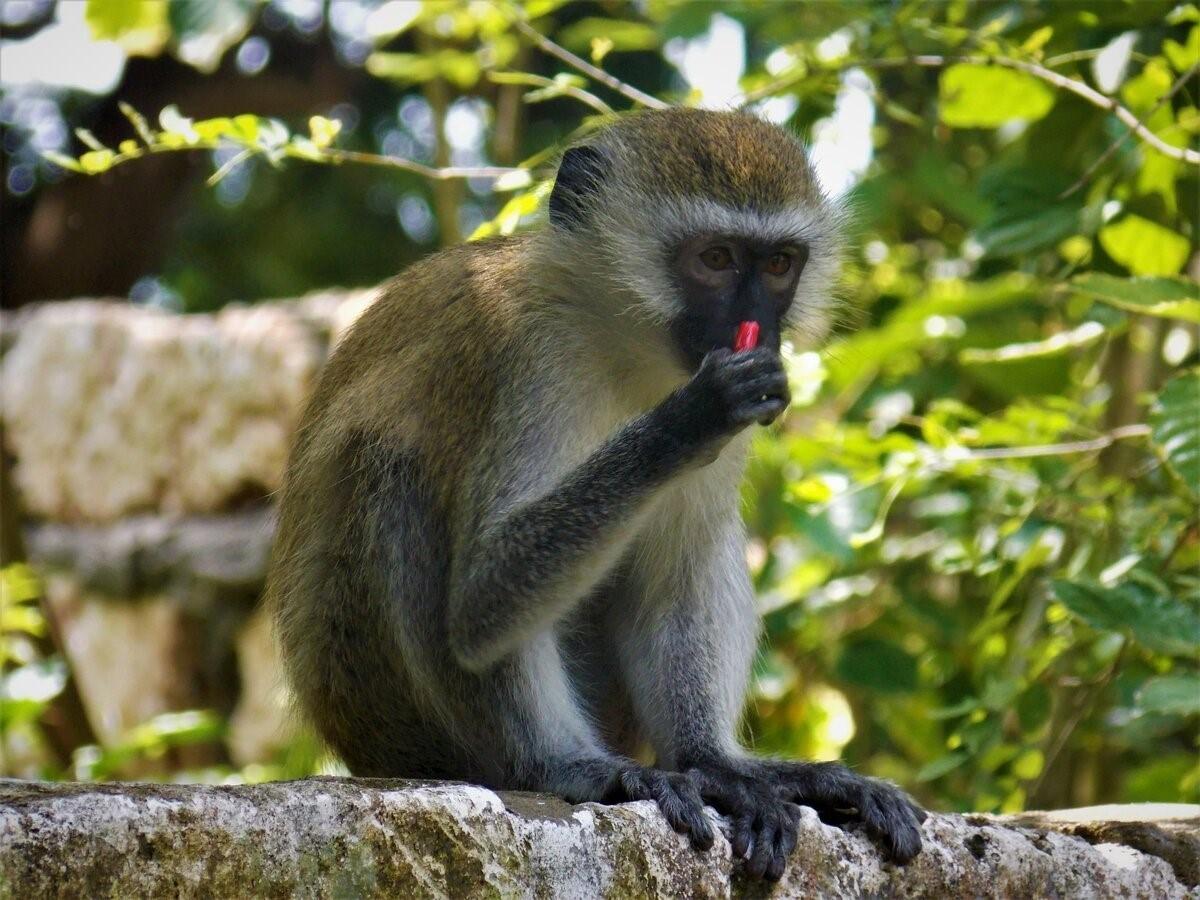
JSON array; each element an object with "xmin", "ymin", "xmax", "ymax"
[
  {"xmin": 699, "ymin": 246, "xmax": 735, "ymax": 271},
  {"xmin": 765, "ymin": 252, "xmax": 792, "ymax": 276}
]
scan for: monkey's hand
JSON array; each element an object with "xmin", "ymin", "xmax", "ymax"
[
  {"xmin": 684, "ymin": 760, "xmax": 802, "ymax": 881},
  {"xmin": 607, "ymin": 765, "xmax": 715, "ymax": 851},
  {"xmin": 754, "ymin": 759, "xmax": 926, "ymax": 864},
  {"xmin": 679, "ymin": 348, "xmax": 790, "ymax": 439}
]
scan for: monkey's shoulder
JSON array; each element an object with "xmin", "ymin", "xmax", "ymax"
[{"xmin": 298, "ymin": 234, "xmax": 546, "ymax": 459}]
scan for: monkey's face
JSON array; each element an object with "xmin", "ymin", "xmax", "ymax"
[
  {"xmin": 669, "ymin": 233, "xmax": 810, "ymax": 369},
  {"xmin": 546, "ymin": 110, "xmax": 843, "ymax": 368}
]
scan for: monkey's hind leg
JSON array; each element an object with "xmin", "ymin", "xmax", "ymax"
[{"xmin": 450, "ymin": 632, "xmax": 715, "ymax": 851}]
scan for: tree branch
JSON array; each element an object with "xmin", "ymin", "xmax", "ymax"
[
  {"xmin": 1058, "ymin": 62, "xmax": 1199, "ymax": 199},
  {"xmin": 318, "ymin": 148, "xmax": 527, "ymax": 181},
  {"xmin": 510, "ymin": 18, "xmax": 669, "ymax": 111},
  {"xmin": 739, "ymin": 54, "xmax": 1199, "ymax": 165}
]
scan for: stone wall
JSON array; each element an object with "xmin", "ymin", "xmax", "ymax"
[
  {"xmin": 1, "ymin": 780, "xmax": 1196, "ymax": 898},
  {"xmin": 2, "ymin": 293, "xmax": 375, "ymax": 768}
]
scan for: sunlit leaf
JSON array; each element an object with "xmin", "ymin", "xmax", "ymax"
[
  {"xmin": 959, "ymin": 321, "xmax": 1107, "ymax": 364},
  {"xmin": 84, "ymin": 0, "xmax": 169, "ymax": 56},
  {"xmin": 939, "ymin": 64, "xmax": 1055, "ymax": 128},
  {"xmin": 1011, "ymin": 748, "xmax": 1045, "ymax": 780},
  {"xmin": 1164, "ymin": 26, "xmax": 1200, "ymax": 73},
  {"xmin": 308, "ymin": 116, "xmax": 342, "ymax": 150},
  {"xmin": 367, "ymin": 52, "xmax": 437, "ymax": 83},
  {"xmin": 1071, "ymin": 273, "xmax": 1200, "ymax": 323},
  {"xmin": 169, "ymin": 0, "xmax": 258, "ymax": 72},
  {"xmin": 1136, "ymin": 676, "xmax": 1200, "ymax": 716},
  {"xmin": 79, "ymin": 150, "xmax": 116, "ymax": 174},
  {"xmin": 557, "ymin": 18, "xmax": 659, "ymax": 53},
  {"xmin": 1099, "ymin": 215, "xmax": 1190, "ymax": 276}
]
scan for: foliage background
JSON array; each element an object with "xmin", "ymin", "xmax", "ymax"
[{"xmin": 1, "ymin": 0, "xmax": 1197, "ymax": 814}]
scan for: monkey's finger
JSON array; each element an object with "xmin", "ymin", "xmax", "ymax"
[
  {"xmin": 731, "ymin": 812, "xmax": 755, "ymax": 860},
  {"xmin": 861, "ymin": 788, "xmax": 922, "ymax": 864},
  {"xmin": 746, "ymin": 814, "xmax": 778, "ymax": 879},
  {"xmin": 672, "ymin": 775, "xmax": 714, "ymax": 851},
  {"xmin": 629, "ymin": 770, "xmax": 691, "ymax": 834},
  {"xmin": 736, "ymin": 371, "xmax": 789, "ymax": 400},
  {"xmin": 767, "ymin": 807, "xmax": 800, "ymax": 881},
  {"xmin": 740, "ymin": 398, "xmax": 787, "ymax": 427}
]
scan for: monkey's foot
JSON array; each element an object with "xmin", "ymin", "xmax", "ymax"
[
  {"xmin": 684, "ymin": 761, "xmax": 802, "ymax": 881},
  {"xmin": 754, "ymin": 759, "xmax": 926, "ymax": 864},
  {"xmin": 609, "ymin": 766, "xmax": 714, "ymax": 852}
]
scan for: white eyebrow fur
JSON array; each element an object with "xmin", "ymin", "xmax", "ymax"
[{"xmin": 596, "ymin": 195, "xmax": 845, "ymax": 339}]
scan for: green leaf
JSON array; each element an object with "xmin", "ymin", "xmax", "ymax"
[
  {"xmin": 1150, "ymin": 371, "xmax": 1200, "ymax": 493},
  {"xmin": 1164, "ymin": 26, "xmax": 1200, "ymax": 74},
  {"xmin": 557, "ymin": 18, "xmax": 659, "ymax": 53},
  {"xmin": 1011, "ymin": 748, "xmax": 1045, "ymax": 780},
  {"xmin": 168, "ymin": 0, "xmax": 257, "ymax": 72},
  {"xmin": 84, "ymin": 0, "xmax": 168, "ymax": 55},
  {"xmin": 308, "ymin": 116, "xmax": 342, "ymax": 150},
  {"xmin": 939, "ymin": 64, "xmax": 1055, "ymax": 128},
  {"xmin": 929, "ymin": 696, "xmax": 980, "ymax": 720},
  {"xmin": 1136, "ymin": 676, "xmax": 1200, "ymax": 716},
  {"xmin": 1099, "ymin": 215, "xmax": 1190, "ymax": 276},
  {"xmin": 972, "ymin": 165, "xmax": 1083, "ymax": 258},
  {"xmin": 917, "ymin": 751, "xmax": 969, "ymax": 781},
  {"xmin": 79, "ymin": 150, "xmax": 116, "ymax": 174},
  {"xmin": 836, "ymin": 638, "xmax": 919, "ymax": 693},
  {"xmin": 1071, "ymin": 273, "xmax": 1200, "ymax": 323},
  {"xmin": 366, "ymin": 52, "xmax": 439, "ymax": 84},
  {"xmin": 960, "ymin": 321, "xmax": 1107, "ymax": 363},
  {"xmin": 1052, "ymin": 579, "xmax": 1200, "ymax": 657}
]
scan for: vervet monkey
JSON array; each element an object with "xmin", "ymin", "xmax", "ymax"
[{"xmin": 270, "ymin": 108, "xmax": 924, "ymax": 880}]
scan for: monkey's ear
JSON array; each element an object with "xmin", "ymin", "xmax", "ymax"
[{"xmin": 549, "ymin": 145, "xmax": 609, "ymax": 230}]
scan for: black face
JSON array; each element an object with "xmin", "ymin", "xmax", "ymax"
[{"xmin": 670, "ymin": 234, "xmax": 809, "ymax": 369}]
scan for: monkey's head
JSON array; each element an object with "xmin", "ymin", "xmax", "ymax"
[{"xmin": 547, "ymin": 108, "xmax": 842, "ymax": 370}]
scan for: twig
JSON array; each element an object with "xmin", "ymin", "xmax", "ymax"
[
  {"xmin": 298, "ymin": 148, "xmax": 525, "ymax": 181},
  {"xmin": 954, "ymin": 424, "xmax": 1151, "ymax": 461},
  {"xmin": 206, "ymin": 148, "xmax": 254, "ymax": 186},
  {"xmin": 739, "ymin": 54, "xmax": 1199, "ymax": 165},
  {"xmin": 1059, "ymin": 62, "xmax": 1199, "ymax": 199},
  {"xmin": 487, "ymin": 71, "xmax": 614, "ymax": 115},
  {"xmin": 510, "ymin": 18, "xmax": 669, "ymax": 110}
]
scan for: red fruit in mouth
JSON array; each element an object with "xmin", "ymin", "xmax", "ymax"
[{"xmin": 733, "ymin": 320, "xmax": 760, "ymax": 352}]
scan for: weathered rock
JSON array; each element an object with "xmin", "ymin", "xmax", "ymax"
[
  {"xmin": 1011, "ymin": 804, "xmax": 1200, "ymax": 889},
  {"xmin": 1, "ymin": 292, "xmax": 373, "ymax": 523},
  {"xmin": 22, "ymin": 511, "xmax": 288, "ymax": 767},
  {"xmin": 0, "ymin": 779, "xmax": 1194, "ymax": 899},
  {"xmin": 26, "ymin": 508, "xmax": 276, "ymax": 599}
]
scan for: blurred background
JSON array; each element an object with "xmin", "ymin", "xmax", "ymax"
[{"xmin": 1, "ymin": 0, "xmax": 1197, "ymax": 814}]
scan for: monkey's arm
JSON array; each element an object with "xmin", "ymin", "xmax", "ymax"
[{"xmin": 448, "ymin": 348, "xmax": 787, "ymax": 672}]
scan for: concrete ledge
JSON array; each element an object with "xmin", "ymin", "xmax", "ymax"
[{"xmin": 1, "ymin": 778, "xmax": 1195, "ymax": 898}]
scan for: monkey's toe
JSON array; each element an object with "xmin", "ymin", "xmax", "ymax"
[
  {"xmin": 860, "ymin": 782, "xmax": 924, "ymax": 864},
  {"xmin": 687, "ymin": 763, "xmax": 800, "ymax": 880},
  {"xmin": 618, "ymin": 766, "xmax": 714, "ymax": 851}
]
